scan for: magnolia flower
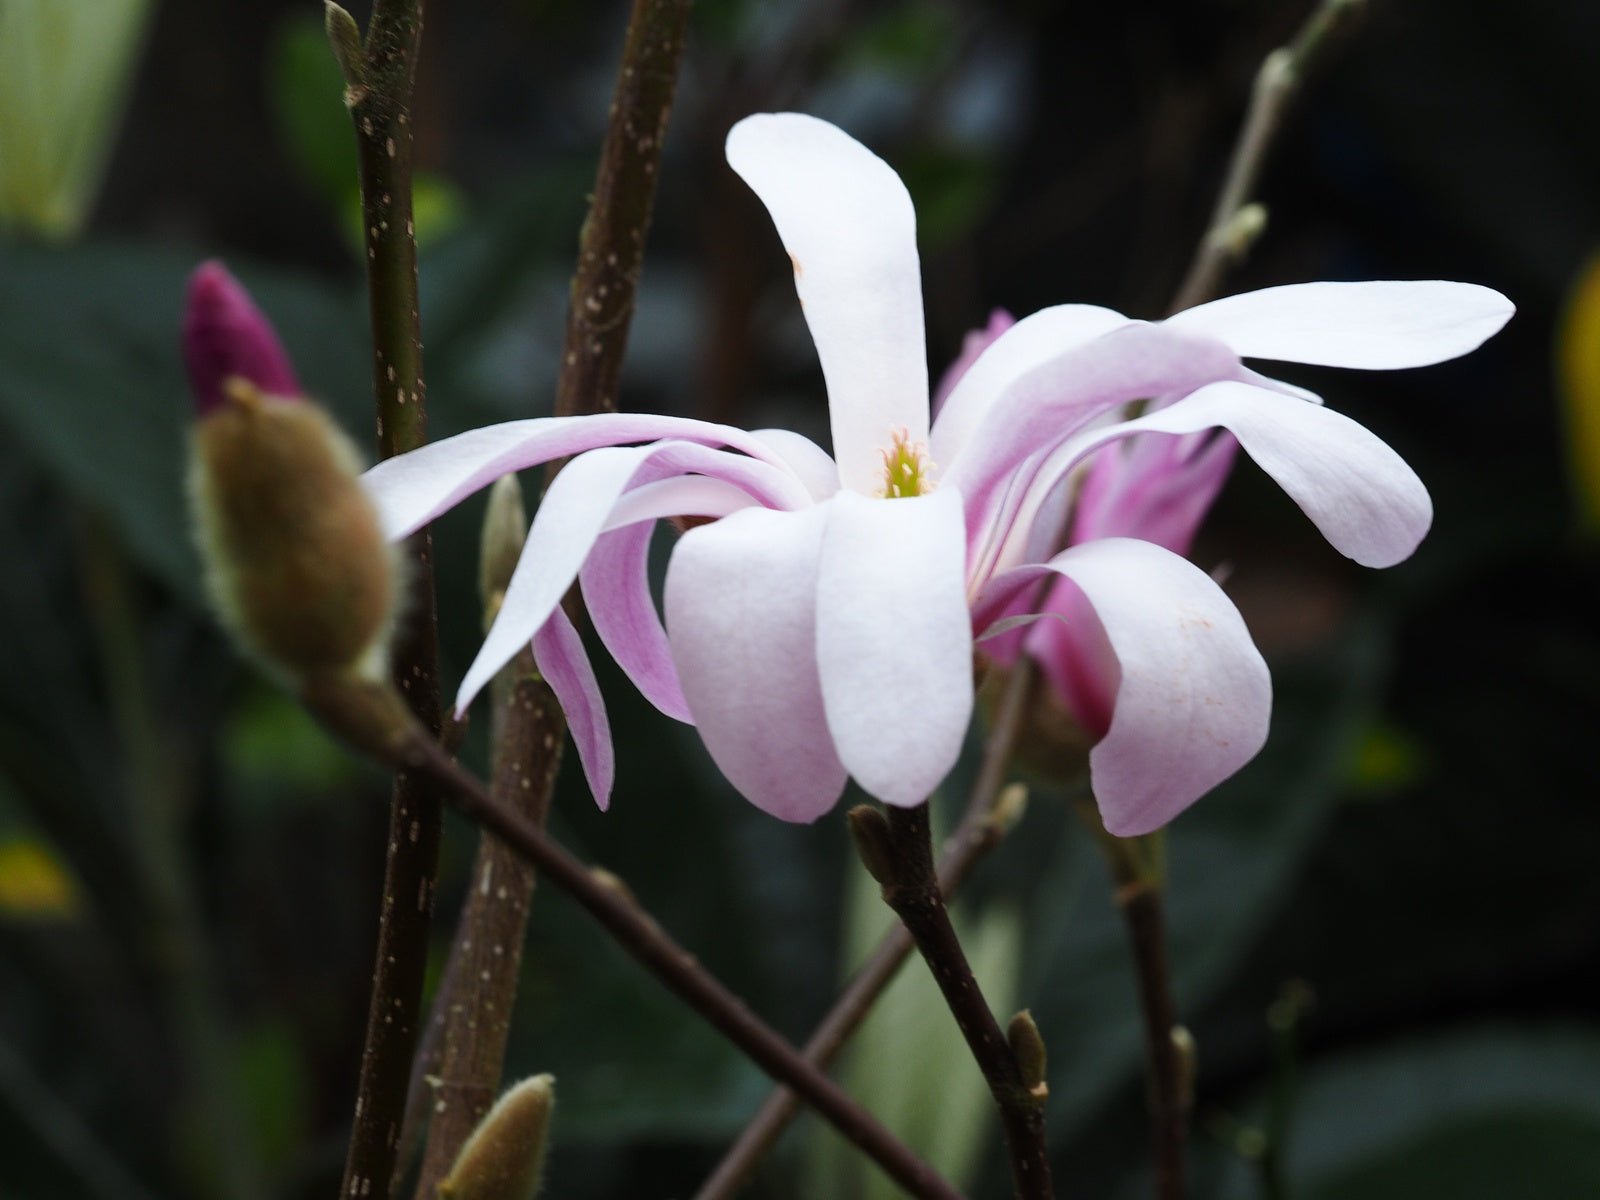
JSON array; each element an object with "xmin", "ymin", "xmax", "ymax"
[{"xmin": 362, "ymin": 112, "xmax": 1512, "ymax": 834}]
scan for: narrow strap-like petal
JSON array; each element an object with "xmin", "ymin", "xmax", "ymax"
[
  {"xmin": 361, "ymin": 412, "xmax": 792, "ymax": 540},
  {"xmin": 1166, "ymin": 280, "xmax": 1514, "ymax": 369},
  {"xmin": 977, "ymin": 539, "xmax": 1271, "ymax": 837},
  {"xmin": 1016, "ymin": 381, "xmax": 1431, "ymax": 569},
  {"xmin": 815, "ymin": 489, "xmax": 973, "ymax": 808},
  {"xmin": 930, "ymin": 303, "xmax": 1130, "ymax": 465},
  {"xmin": 749, "ymin": 427, "xmax": 842, "ymax": 501},
  {"xmin": 727, "ymin": 113, "xmax": 928, "ymax": 493},
  {"xmin": 458, "ymin": 442, "xmax": 805, "ymax": 713},
  {"xmin": 531, "ymin": 604, "xmax": 615, "ymax": 811},
  {"xmin": 664, "ymin": 505, "xmax": 848, "ymax": 822},
  {"xmin": 581, "ymin": 523, "xmax": 692, "ymax": 723}
]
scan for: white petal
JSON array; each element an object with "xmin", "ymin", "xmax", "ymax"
[
  {"xmin": 749, "ymin": 427, "xmax": 841, "ymax": 501},
  {"xmin": 727, "ymin": 113, "xmax": 928, "ymax": 494},
  {"xmin": 930, "ymin": 303, "xmax": 1131, "ymax": 464},
  {"xmin": 985, "ymin": 539, "xmax": 1271, "ymax": 837},
  {"xmin": 361, "ymin": 412, "xmax": 791, "ymax": 540},
  {"xmin": 1053, "ymin": 381, "xmax": 1433, "ymax": 568},
  {"xmin": 531, "ymin": 605, "xmax": 614, "ymax": 811},
  {"xmin": 815, "ymin": 489, "xmax": 973, "ymax": 807},
  {"xmin": 1166, "ymin": 280, "xmax": 1514, "ymax": 369},
  {"xmin": 458, "ymin": 442, "xmax": 806, "ymax": 714},
  {"xmin": 664, "ymin": 505, "xmax": 848, "ymax": 822}
]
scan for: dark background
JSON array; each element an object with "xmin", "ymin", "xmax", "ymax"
[{"xmin": 1, "ymin": 1, "xmax": 1597, "ymax": 1197}]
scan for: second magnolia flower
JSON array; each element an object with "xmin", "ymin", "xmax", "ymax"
[{"xmin": 360, "ymin": 112, "xmax": 1512, "ymax": 835}]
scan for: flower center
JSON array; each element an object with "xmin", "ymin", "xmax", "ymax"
[{"xmin": 876, "ymin": 426, "xmax": 937, "ymax": 499}]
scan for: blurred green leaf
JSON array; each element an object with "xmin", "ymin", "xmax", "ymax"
[
  {"xmin": 268, "ymin": 14, "xmax": 359, "ymax": 225},
  {"xmin": 1218, "ymin": 1026, "xmax": 1600, "ymax": 1199},
  {"xmin": 901, "ymin": 146, "xmax": 998, "ymax": 249},
  {"xmin": 839, "ymin": 3, "xmax": 960, "ymax": 78}
]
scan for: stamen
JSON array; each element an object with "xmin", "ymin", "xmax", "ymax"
[{"xmin": 876, "ymin": 426, "xmax": 937, "ymax": 499}]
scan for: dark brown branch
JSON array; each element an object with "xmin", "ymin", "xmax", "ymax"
[
  {"xmin": 1117, "ymin": 875, "xmax": 1188, "ymax": 1200},
  {"xmin": 694, "ymin": 664, "xmax": 1039, "ymax": 1200},
  {"xmin": 406, "ymin": 2, "xmax": 695, "ymax": 1190},
  {"xmin": 305, "ymin": 678, "xmax": 966, "ymax": 1200},
  {"xmin": 334, "ymin": 3, "xmax": 444, "ymax": 1199},
  {"xmin": 852, "ymin": 802, "xmax": 1053, "ymax": 1200}
]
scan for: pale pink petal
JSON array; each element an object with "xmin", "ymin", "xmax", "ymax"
[
  {"xmin": 664, "ymin": 505, "xmax": 848, "ymax": 822},
  {"xmin": 979, "ymin": 539, "xmax": 1271, "ymax": 837},
  {"xmin": 749, "ymin": 428, "xmax": 841, "ymax": 501},
  {"xmin": 1166, "ymin": 280, "xmax": 1514, "ymax": 369},
  {"xmin": 726, "ymin": 113, "xmax": 927, "ymax": 494},
  {"xmin": 581, "ymin": 524, "xmax": 691, "ymax": 723},
  {"xmin": 930, "ymin": 308, "xmax": 1015, "ymax": 417},
  {"xmin": 531, "ymin": 604, "xmax": 614, "ymax": 811},
  {"xmin": 361, "ymin": 412, "xmax": 790, "ymax": 540},
  {"xmin": 930, "ymin": 303, "xmax": 1131, "ymax": 464},
  {"xmin": 1069, "ymin": 432, "xmax": 1239, "ymax": 557},
  {"xmin": 815, "ymin": 489, "xmax": 973, "ymax": 808},
  {"xmin": 944, "ymin": 321, "xmax": 1241, "ymax": 580},
  {"xmin": 458, "ymin": 442, "xmax": 806, "ymax": 713},
  {"xmin": 1039, "ymin": 381, "xmax": 1432, "ymax": 568}
]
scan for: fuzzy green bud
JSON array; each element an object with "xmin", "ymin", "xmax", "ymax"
[
  {"xmin": 479, "ymin": 473, "xmax": 528, "ymax": 630},
  {"xmin": 188, "ymin": 379, "xmax": 398, "ymax": 682},
  {"xmin": 846, "ymin": 804, "xmax": 898, "ymax": 888},
  {"xmin": 1007, "ymin": 1009, "xmax": 1049, "ymax": 1104},
  {"xmin": 440, "ymin": 1074, "xmax": 555, "ymax": 1200}
]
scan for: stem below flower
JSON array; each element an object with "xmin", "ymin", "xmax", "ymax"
[{"xmin": 854, "ymin": 801, "xmax": 1055, "ymax": 1200}]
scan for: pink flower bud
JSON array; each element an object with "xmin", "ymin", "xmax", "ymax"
[{"xmin": 182, "ymin": 261, "xmax": 300, "ymax": 416}]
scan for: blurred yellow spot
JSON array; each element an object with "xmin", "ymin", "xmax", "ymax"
[
  {"xmin": 1557, "ymin": 254, "xmax": 1600, "ymax": 530},
  {"xmin": 0, "ymin": 838, "xmax": 81, "ymax": 918},
  {"xmin": 1347, "ymin": 722, "xmax": 1423, "ymax": 797}
]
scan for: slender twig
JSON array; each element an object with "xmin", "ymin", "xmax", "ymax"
[
  {"xmin": 405, "ymin": 3, "xmax": 695, "ymax": 1190},
  {"xmin": 1168, "ymin": 0, "xmax": 1366, "ymax": 312},
  {"xmin": 304, "ymin": 678, "xmax": 965, "ymax": 1200},
  {"xmin": 333, "ymin": 4, "xmax": 446, "ymax": 1200},
  {"xmin": 694, "ymin": 664, "xmax": 1040, "ymax": 1200},
  {"xmin": 852, "ymin": 801, "xmax": 1053, "ymax": 1200}
]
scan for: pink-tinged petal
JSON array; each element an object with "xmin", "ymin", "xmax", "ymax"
[
  {"xmin": 931, "ymin": 303, "xmax": 1132, "ymax": 464},
  {"xmin": 361, "ymin": 412, "xmax": 791, "ymax": 540},
  {"xmin": 531, "ymin": 605, "xmax": 614, "ymax": 811},
  {"xmin": 604, "ymin": 474, "xmax": 760, "ymax": 529},
  {"xmin": 946, "ymin": 321, "xmax": 1241, "ymax": 580},
  {"xmin": 726, "ymin": 113, "xmax": 928, "ymax": 493},
  {"xmin": 458, "ymin": 442, "xmax": 805, "ymax": 713},
  {"xmin": 581, "ymin": 524, "xmax": 691, "ymax": 723},
  {"xmin": 1166, "ymin": 280, "xmax": 1514, "ymax": 369},
  {"xmin": 749, "ymin": 428, "xmax": 841, "ymax": 501},
  {"xmin": 980, "ymin": 539, "xmax": 1271, "ymax": 837},
  {"xmin": 931, "ymin": 308, "xmax": 1015, "ymax": 417},
  {"xmin": 815, "ymin": 489, "xmax": 973, "ymax": 808},
  {"xmin": 1056, "ymin": 381, "xmax": 1432, "ymax": 568},
  {"xmin": 1069, "ymin": 432, "xmax": 1239, "ymax": 557},
  {"xmin": 183, "ymin": 261, "xmax": 300, "ymax": 414},
  {"xmin": 665, "ymin": 505, "xmax": 848, "ymax": 822}
]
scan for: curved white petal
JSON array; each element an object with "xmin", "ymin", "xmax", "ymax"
[
  {"xmin": 1035, "ymin": 381, "xmax": 1432, "ymax": 568},
  {"xmin": 727, "ymin": 113, "xmax": 927, "ymax": 493},
  {"xmin": 582, "ymin": 524, "xmax": 691, "ymax": 724},
  {"xmin": 1166, "ymin": 280, "xmax": 1514, "ymax": 369},
  {"xmin": 815, "ymin": 489, "xmax": 973, "ymax": 807},
  {"xmin": 458, "ymin": 442, "xmax": 807, "ymax": 714},
  {"xmin": 981, "ymin": 539, "xmax": 1271, "ymax": 837},
  {"xmin": 930, "ymin": 303, "xmax": 1132, "ymax": 464},
  {"xmin": 749, "ymin": 427, "xmax": 841, "ymax": 501},
  {"xmin": 664, "ymin": 505, "xmax": 848, "ymax": 822},
  {"xmin": 531, "ymin": 605, "xmax": 614, "ymax": 811},
  {"xmin": 361, "ymin": 412, "xmax": 791, "ymax": 540}
]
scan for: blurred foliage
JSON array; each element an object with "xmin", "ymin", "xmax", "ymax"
[
  {"xmin": 1, "ymin": 0, "xmax": 1596, "ymax": 1198},
  {"xmin": 1558, "ymin": 253, "xmax": 1600, "ymax": 531}
]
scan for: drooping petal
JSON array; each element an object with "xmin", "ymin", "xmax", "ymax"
[
  {"xmin": 749, "ymin": 427, "xmax": 842, "ymax": 501},
  {"xmin": 815, "ymin": 489, "xmax": 973, "ymax": 808},
  {"xmin": 581, "ymin": 523, "xmax": 691, "ymax": 723},
  {"xmin": 458, "ymin": 442, "xmax": 806, "ymax": 713},
  {"xmin": 361, "ymin": 412, "xmax": 792, "ymax": 540},
  {"xmin": 531, "ymin": 604, "xmax": 615, "ymax": 811},
  {"xmin": 930, "ymin": 303, "xmax": 1132, "ymax": 465},
  {"xmin": 726, "ymin": 113, "xmax": 928, "ymax": 493},
  {"xmin": 1166, "ymin": 280, "xmax": 1514, "ymax": 369},
  {"xmin": 1024, "ymin": 381, "xmax": 1431, "ymax": 568},
  {"xmin": 977, "ymin": 539, "xmax": 1271, "ymax": 837},
  {"xmin": 664, "ymin": 505, "xmax": 848, "ymax": 822}
]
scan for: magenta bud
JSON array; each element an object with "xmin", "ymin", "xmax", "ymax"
[{"xmin": 182, "ymin": 260, "xmax": 301, "ymax": 416}]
